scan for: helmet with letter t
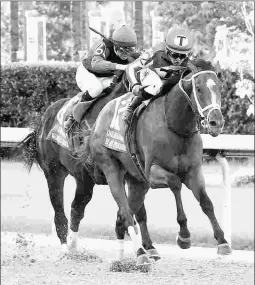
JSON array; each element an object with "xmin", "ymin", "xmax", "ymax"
[{"xmin": 165, "ymin": 25, "xmax": 194, "ymax": 65}]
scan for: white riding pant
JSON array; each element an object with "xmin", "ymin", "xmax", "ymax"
[
  {"xmin": 76, "ymin": 64, "xmax": 114, "ymax": 98},
  {"xmin": 139, "ymin": 68, "xmax": 163, "ymax": 96}
]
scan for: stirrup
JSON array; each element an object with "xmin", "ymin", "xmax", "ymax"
[
  {"xmin": 64, "ymin": 116, "xmax": 75, "ymax": 131},
  {"xmin": 123, "ymin": 111, "xmax": 133, "ymax": 125}
]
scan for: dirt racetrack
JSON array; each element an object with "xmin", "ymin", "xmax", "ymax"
[{"xmin": 1, "ymin": 232, "xmax": 254, "ymax": 285}]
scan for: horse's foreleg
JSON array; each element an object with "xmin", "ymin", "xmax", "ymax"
[
  {"xmin": 45, "ymin": 169, "xmax": 68, "ymax": 251},
  {"xmin": 150, "ymin": 164, "xmax": 191, "ymax": 249},
  {"xmin": 69, "ymin": 176, "xmax": 94, "ymax": 251},
  {"xmin": 127, "ymin": 178, "xmax": 161, "ymax": 262},
  {"xmin": 184, "ymin": 167, "xmax": 232, "ymax": 255},
  {"xmin": 135, "ymin": 204, "xmax": 161, "ymax": 261},
  {"xmin": 102, "ymin": 161, "xmax": 152, "ymax": 265}
]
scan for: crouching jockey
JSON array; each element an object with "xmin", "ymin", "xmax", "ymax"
[
  {"xmin": 64, "ymin": 25, "xmax": 138, "ymax": 131},
  {"xmin": 123, "ymin": 25, "xmax": 194, "ymax": 125}
]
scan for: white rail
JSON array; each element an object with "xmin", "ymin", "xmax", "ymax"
[{"xmin": 1, "ymin": 127, "xmax": 254, "ymax": 246}]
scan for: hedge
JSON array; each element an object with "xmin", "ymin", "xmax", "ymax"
[
  {"xmin": 0, "ymin": 62, "xmax": 254, "ymax": 134},
  {"xmin": 1, "ymin": 62, "xmax": 80, "ymax": 128}
]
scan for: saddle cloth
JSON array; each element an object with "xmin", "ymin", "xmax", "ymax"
[
  {"xmin": 104, "ymin": 92, "xmax": 149, "ymax": 181},
  {"xmin": 46, "ymin": 92, "xmax": 83, "ymax": 150}
]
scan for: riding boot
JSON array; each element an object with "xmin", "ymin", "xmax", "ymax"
[
  {"xmin": 64, "ymin": 91, "xmax": 92, "ymax": 131},
  {"xmin": 64, "ymin": 113, "xmax": 75, "ymax": 131},
  {"xmin": 104, "ymin": 75, "xmax": 118, "ymax": 95},
  {"xmin": 123, "ymin": 95, "xmax": 144, "ymax": 125}
]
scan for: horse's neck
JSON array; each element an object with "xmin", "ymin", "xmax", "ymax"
[{"xmin": 165, "ymin": 82, "xmax": 198, "ymax": 136}]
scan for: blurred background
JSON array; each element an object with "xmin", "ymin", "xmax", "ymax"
[{"xmin": 1, "ymin": 1, "xmax": 254, "ymax": 133}]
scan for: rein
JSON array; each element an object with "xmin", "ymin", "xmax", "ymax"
[
  {"xmin": 164, "ymin": 70, "xmax": 219, "ymax": 138},
  {"xmin": 179, "ymin": 70, "xmax": 221, "ymax": 128}
]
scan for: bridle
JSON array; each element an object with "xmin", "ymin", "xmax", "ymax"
[{"xmin": 179, "ymin": 70, "xmax": 221, "ymax": 128}]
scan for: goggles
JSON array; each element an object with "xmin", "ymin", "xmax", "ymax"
[
  {"xmin": 166, "ymin": 48, "xmax": 190, "ymax": 60},
  {"xmin": 116, "ymin": 46, "xmax": 136, "ymax": 55}
]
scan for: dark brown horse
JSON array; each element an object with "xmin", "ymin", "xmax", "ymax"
[
  {"xmin": 86, "ymin": 60, "xmax": 231, "ymax": 265},
  {"xmin": 13, "ymin": 69, "xmax": 133, "ymax": 253}
]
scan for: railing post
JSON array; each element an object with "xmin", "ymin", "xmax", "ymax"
[{"xmin": 215, "ymin": 152, "xmax": 232, "ymax": 247}]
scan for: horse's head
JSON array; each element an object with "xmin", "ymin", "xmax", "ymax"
[{"xmin": 179, "ymin": 60, "xmax": 224, "ymax": 137}]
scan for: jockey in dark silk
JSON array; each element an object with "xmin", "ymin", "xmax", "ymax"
[
  {"xmin": 124, "ymin": 25, "xmax": 194, "ymax": 125},
  {"xmin": 64, "ymin": 25, "xmax": 138, "ymax": 130}
]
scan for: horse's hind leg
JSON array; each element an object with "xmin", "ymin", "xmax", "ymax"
[
  {"xmin": 44, "ymin": 167, "xmax": 68, "ymax": 251},
  {"xmin": 115, "ymin": 208, "xmax": 126, "ymax": 260},
  {"xmin": 68, "ymin": 175, "xmax": 94, "ymax": 251},
  {"xmin": 185, "ymin": 167, "xmax": 232, "ymax": 255},
  {"xmin": 135, "ymin": 203, "xmax": 161, "ymax": 261}
]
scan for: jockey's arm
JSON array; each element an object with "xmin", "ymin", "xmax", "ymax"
[
  {"xmin": 126, "ymin": 51, "xmax": 152, "ymax": 90},
  {"xmin": 91, "ymin": 55, "xmax": 120, "ymax": 74},
  {"xmin": 90, "ymin": 42, "xmax": 125, "ymax": 74}
]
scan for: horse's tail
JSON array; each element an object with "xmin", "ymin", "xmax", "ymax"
[{"xmin": 12, "ymin": 130, "xmax": 39, "ymax": 172}]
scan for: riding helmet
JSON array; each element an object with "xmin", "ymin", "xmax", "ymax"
[
  {"xmin": 111, "ymin": 25, "xmax": 137, "ymax": 47},
  {"xmin": 165, "ymin": 25, "xmax": 194, "ymax": 54}
]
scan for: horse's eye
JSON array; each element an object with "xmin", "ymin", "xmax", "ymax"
[{"xmin": 196, "ymin": 86, "xmax": 201, "ymax": 93}]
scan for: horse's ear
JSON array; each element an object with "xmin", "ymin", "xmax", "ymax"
[{"xmin": 214, "ymin": 61, "xmax": 222, "ymax": 77}]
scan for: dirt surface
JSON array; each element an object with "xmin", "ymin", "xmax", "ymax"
[{"xmin": 1, "ymin": 233, "xmax": 254, "ymax": 285}]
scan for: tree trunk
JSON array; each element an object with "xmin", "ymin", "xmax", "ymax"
[
  {"xmin": 134, "ymin": 1, "xmax": 143, "ymax": 48},
  {"xmin": 81, "ymin": 1, "xmax": 89, "ymax": 52},
  {"xmin": 124, "ymin": 1, "xmax": 133, "ymax": 26},
  {"xmin": 71, "ymin": 1, "xmax": 81, "ymax": 61},
  {"xmin": 10, "ymin": 2, "xmax": 19, "ymax": 62}
]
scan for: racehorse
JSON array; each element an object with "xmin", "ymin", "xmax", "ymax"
[
  {"xmin": 84, "ymin": 59, "xmax": 231, "ymax": 265},
  {"xmin": 12, "ymin": 64, "xmax": 135, "ymax": 253}
]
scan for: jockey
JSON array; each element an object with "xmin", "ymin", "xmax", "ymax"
[
  {"xmin": 123, "ymin": 25, "xmax": 194, "ymax": 125},
  {"xmin": 64, "ymin": 25, "xmax": 138, "ymax": 131}
]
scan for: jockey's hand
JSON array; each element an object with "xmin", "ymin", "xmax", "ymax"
[
  {"xmin": 115, "ymin": 64, "xmax": 127, "ymax": 71},
  {"xmin": 132, "ymin": 84, "xmax": 142, "ymax": 96}
]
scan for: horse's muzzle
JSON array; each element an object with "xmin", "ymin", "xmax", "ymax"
[{"xmin": 207, "ymin": 119, "xmax": 225, "ymax": 137}]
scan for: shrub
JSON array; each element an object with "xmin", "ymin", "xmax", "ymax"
[
  {"xmin": 1, "ymin": 61, "xmax": 80, "ymax": 128},
  {"xmin": 0, "ymin": 62, "xmax": 254, "ymax": 134}
]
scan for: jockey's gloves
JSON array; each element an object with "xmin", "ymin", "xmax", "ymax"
[
  {"xmin": 132, "ymin": 84, "xmax": 142, "ymax": 96},
  {"xmin": 115, "ymin": 64, "xmax": 127, "ymax": 71}
]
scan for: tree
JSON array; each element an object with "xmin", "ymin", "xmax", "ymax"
[
  {"xmin": 134, "ymin": 1, "xmax": 143, "ymax": 48},
  {"xmin": 156, "ymin": 1, "xmax": 249, "ymax": 56},
  {"xmin": 124, "ymin": 1, "xmax": 133, "ymax": 26},
  {"xmin": 33, "ymin": 1, "xmax": 72, "ymax": 61},
  {"xmin": 71, "ymin": 1, "xmax": 81, "ymax": 61},
  {"xmin": 10, "ymin": 1, "xmax": 19, "ymax": 62},
  {"xmin": 81, "ymin": 1, "xmax": 90, "ymax": 52}
]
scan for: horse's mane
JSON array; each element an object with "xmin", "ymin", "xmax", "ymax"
[
  {"xmin": 190, "ymin": 58, "xmax": 216, "ymax": 72},
  {"xmin": 160, "ymin": 59, "xmax": 216, "ymax": 95}
]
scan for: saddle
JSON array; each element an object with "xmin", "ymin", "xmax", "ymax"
[{"xmin": 124, "ymin": 102, "xmax": 150, "ymax": 182}]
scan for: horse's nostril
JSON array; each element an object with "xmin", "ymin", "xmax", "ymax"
[{"xmin": 209, "ymin": 121, "xmax": 217, "ymax": 127}]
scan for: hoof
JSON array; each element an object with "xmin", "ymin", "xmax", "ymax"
[
  {"xmin": 136, "ymin": 253, "xmax": 153, "ymax": 266},
  {"xmin": 146, "ymin": 248, "xmax": 161, "ymax": 261},
  {"xmin": 217, "ymin": 243, "xmax": 232, "ymax": 255},
  {"xmin": 176, "ymin": 234, "xmax": 191, "ymax": 249}
]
